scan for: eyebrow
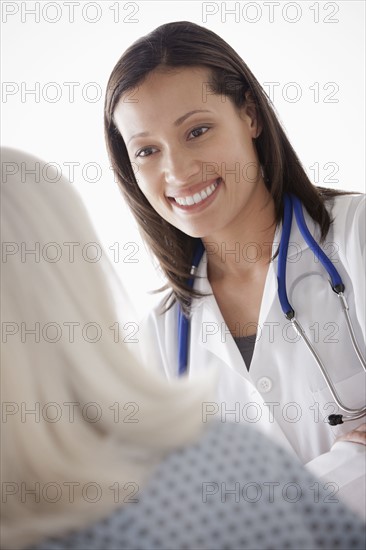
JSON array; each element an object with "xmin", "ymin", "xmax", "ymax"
[{"xmin": 126, "ymin": 109, "xmax": 212, "ymax": 145}]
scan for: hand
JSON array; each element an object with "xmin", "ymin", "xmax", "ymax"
[{"xmin": 334, "ymin": 423, "xmax": 366, "ymax": 446}]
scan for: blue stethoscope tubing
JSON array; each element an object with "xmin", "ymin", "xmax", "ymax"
[
  {"xmin": 178, "ymin": 193, "xmax": 366, "ymax": 425},
  {"xmin": 178, "ymin": 239, "xmax": 205, "ymax": 376}
]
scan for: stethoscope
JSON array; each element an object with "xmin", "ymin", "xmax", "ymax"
[{"xmin": 177, "ymin": 193, "xmax": 366, "ymax": 426}]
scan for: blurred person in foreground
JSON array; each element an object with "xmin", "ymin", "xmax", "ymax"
[{"xmin": 1, "ymin": 147, "xmax": 365, "ymax": 550}]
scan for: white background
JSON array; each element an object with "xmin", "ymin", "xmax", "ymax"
[{"xmin": 2, "ymin": 0, "xmax": 365, "ymax": 317}]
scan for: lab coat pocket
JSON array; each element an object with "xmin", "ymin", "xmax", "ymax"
[{"xmin": 310, "ymin": 370, "xmax": 366, "ymax": 437}]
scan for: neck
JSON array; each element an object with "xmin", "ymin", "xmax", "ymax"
[{"xmin": 203, "ymin": 183, "xmax": 276, "ymax": 281}]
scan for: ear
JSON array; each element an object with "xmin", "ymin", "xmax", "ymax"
[{"xmin": 240, "ymin": 90, "xmax": 262, "ymax": 139}]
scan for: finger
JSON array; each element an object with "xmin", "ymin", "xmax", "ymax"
[{"xmin": 353, "ymin": 423, "xmax": 366, "ymax": 433}]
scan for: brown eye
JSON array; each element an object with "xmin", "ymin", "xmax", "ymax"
[
  {"xmin": 136, "ymin": 146, "xmax": 157, "ymax": 158},
  {"xmin": 188, "ymin": 126, "xmax": 209, "ymax": 139}
]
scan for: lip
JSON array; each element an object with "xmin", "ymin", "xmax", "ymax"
[
  {"xmin": 168, "ymin": 177, "xmax": 222, "ymax": 213},
  {"xmin": 166, "ymin": 178, "xmax": 220, "ymax": 200}
]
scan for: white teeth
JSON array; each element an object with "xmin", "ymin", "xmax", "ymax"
[{"xmin": 173, "ymin": 181, "xmax": 219, "ymax": 206}]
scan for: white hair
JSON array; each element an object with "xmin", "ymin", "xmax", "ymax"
[{"xmin": 1, "ymin": 147, "xmax": 217, "ymax": 549}]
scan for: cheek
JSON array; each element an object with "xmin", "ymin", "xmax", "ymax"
[
  {"xmin": 210, "ymin": 130, "xmax": 255, "ymax": 164},
  {"xmin": 135, "ymin": 175, "xmax": 170, "ymax": 217},
  {"xmin": 232, "ymin": 131, "xmax": 255, "ymax": 158},
  {"xmin": 134, "ymin": 170, "xmax": 157, "ymax": 200}
]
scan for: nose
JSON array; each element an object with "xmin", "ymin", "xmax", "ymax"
[{"xmin": 163, "ymin": 145, "xmax": 201, "ymax": 187}]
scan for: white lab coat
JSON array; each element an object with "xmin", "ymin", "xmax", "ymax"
[{"xmin": 140, "ymin": 193, "xmax": 366, "ymax": 517}]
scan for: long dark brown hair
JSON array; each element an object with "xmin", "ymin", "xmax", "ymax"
[{"xmin": 104, "ymin": 20, "xmax": 352, "ymax": 315}]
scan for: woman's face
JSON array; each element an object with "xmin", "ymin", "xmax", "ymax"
[{"xmin": 114, "ymin": 66, "xmax": 262, "ymax": 238}]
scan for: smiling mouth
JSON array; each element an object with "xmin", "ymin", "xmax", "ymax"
[{"xmin": 169, "ymin": 178, "xmax": 222, "ymax": 206}]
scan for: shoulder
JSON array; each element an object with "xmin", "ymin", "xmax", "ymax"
[
  {"xmin": 140, "ymin": 293, "xmax": 178, "ymax": 339},
  {"xmin": 28, "ymin": 421, "xmax": 366, "ymax": 550},
  {"xmin": 325, "ymin": 193, "xmax": 365, "ymax": 252},
  {"xmin": 326, "ymin": 192, "xmax": 365, "ymax": 226},
  {"xmin": 128, "ymin": 420, "xmax": 366, "ymax": 550}
]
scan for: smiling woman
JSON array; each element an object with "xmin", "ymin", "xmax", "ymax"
[
  {"xmin": 112, "ymin": 66, "xmax": 264, "ymax": 243},
  {"xmin": 104, "ymin": 21, "xmax": 352, "ymax": 314},
  {"xmin": 104, "ymin": 20, "xmax": 366, "ymax": 519}
]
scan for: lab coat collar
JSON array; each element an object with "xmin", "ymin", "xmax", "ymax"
[
  {"xmin": 192, "ymin": 255, "xmax": 278, "ymax": 377},
  {"xmin": 284, "ymin": 201, "xmax": 323, "ymax": 260}
]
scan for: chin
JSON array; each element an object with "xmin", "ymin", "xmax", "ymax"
[{"xmin": 178, "ymin": 224, "xmax": 212, "ymax": 239}]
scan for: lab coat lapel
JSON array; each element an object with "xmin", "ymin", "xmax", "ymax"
[
  {"xmin": 192, "ymin": 252, "xmax": 298, "ymax": 457},
  {"xmin": 192, "ymin": 203, "xmax": 318, "ymax": 370},
  {"xmin": 192, "ymin": 254, "xmax": 249, "ymax": 375}
]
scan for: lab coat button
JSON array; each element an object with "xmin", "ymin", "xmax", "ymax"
[{"xmin": 257, "ymin": 376, "xmax": 273, "ymax": 393}]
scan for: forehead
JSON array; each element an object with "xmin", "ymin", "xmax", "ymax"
[
  {"xmin": 119, "ymin": 65, "xmax": 213, "ymax": 105},
  {"xmin": 137, "ymin": 65, "xmax": 211, "ymax": 95},
  {"xmin": 113, "ymin": 66, "xmax": 219, "ymax": 138}
]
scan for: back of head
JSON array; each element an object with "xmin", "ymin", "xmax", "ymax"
[{"xmin": 1, "ymin": 147, "xmax": 215, "ymax": 549}]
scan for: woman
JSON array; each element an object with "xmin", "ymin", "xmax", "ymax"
[
  {"xmin": 4, "ymin": 146, "xmax": 366, "ymax": 549},
  {"xmin": 104, "ymin": 21, "xmax": 366, "ymax": 514}
]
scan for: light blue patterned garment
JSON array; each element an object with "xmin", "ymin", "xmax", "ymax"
[{"xmin": 29, "ymin": 421, "xmax": 366, "ymax": 550}]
